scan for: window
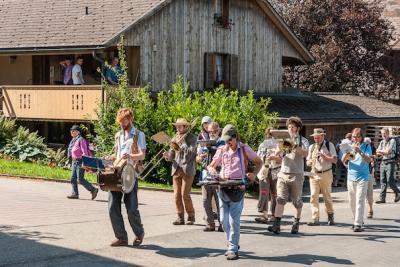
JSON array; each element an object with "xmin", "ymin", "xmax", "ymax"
[
  {"xmin": 204, "ymin": 53, "xmax": 239, "ymax": 89},
  {"xmin": 214, "ymin": 0, "xmax": 230, "ymax": 28}
]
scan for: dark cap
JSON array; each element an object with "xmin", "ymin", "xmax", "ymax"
[{"xmin": 70, "ymin": 125, "xmax": 81, "ymax": 132}]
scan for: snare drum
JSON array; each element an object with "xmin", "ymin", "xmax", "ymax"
[{"xmin": 97, "ymin": 162, "xmax": 136, "ymax": 193}]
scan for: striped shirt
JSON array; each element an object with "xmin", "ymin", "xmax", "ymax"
[{"xmin": 378, "ymin": 138, "xmax": 396, "ymax": 161}]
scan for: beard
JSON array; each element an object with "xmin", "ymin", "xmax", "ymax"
[
  {"xmin": 122, "ymin": 123, "xmax": 131, "ymax": 131},
  {"xmin": 209, "ymin": 134, "xmax": 218, "ymax": 141}
]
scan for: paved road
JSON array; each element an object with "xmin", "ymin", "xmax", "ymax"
[{"xmin": 0, "ymin": 177, "xmax": 399, "ymax": 267}]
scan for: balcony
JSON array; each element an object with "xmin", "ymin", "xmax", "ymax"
[{"xmin": 0, "ymin": 85, "xmax": 103, "ymax": 121}]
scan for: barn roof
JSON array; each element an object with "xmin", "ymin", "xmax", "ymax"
[{"xmin": 0, "ymin": 0, "xmax": 313, "ymax": 63}]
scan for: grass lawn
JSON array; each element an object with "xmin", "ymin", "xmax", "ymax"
[
  {"xmin": 0, "ymin": 160, "xmax": 260, "ymax": 195},
  {"xmin": 0, "ymin": 159, "xmax": 176, "ymax": 191}
]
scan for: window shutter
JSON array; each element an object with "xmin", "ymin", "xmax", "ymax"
[
  {"xmin": 223, "ymin": 55, "xmax": 230, "ymax": 88},
  {"xmin": 223, "ymin": 0, "xmax": 229, "ymax": 22},
  {"xmin": 229, "ymin": 54, "xmax": 239, "ymax": 89},
  {"xmin": 204, "ymin": 53, "xmax": 214, "ymax": 89}
]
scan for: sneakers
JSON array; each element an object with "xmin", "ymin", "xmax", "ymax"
[
  {"xmin": 395, "ymin": 193, "xmax": 400, "ymax": 203},
  {"xmin": 110, "ymin": 239, "xmax": 128, "ymax": 247},
  {"xmin": 186, "ymin": 216, "xmax": 195, "ymax": 225},
  {"xmin": 367, "ymin": 210, "xmax": 373, "ymax": 219},
  {"xmin": 307, "ymin": 220, "xmax": 320, "ymax": 226},
  {"xmin": 226, "ymin": 251, "xmax": 239, "ymax": 260},
  {"xmin": 353, "ymin": 225, "xmax": 363, "ymax": 232},
  {"xmin": 91, "ymin": 188, "xmax": 99, "ymax": 200},
  {"xmin": 67, "ymin": 194, "xmax": 79, "ymax": 199},
  {"xmin": 375, "ymin": 199, "xmax": 386, "ymax": 204}
]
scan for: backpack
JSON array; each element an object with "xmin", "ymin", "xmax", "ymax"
[
  {"xmin": 68, "ymin": 136, "xmax": 92, "ymax": 158},
  {"xmin": 391, "ymin": 136, "xmax": 400, "ymax": 161}
]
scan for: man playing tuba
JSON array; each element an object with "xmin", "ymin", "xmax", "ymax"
[{"xmin": 163, "ymin": 118, "xmax": 198, "ymax": 225}]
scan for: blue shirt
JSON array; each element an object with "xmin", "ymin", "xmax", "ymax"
[
  {"xmin": 347, "ymin": 143, "xmax": 372, "ymax": 182},
  {"xmin": 106, "ymin": 65, "xmax": 122, "ymax": 83}
]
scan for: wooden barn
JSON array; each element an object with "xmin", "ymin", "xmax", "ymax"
[{"xmin": 0, "ymin": 0, "xmax": 313, "ymax": 129}]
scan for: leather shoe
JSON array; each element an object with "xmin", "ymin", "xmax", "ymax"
[
  {"xmin": 67, "ymin": 194, "xmax": 79, "ymax": 199},
  {"xmin": 91, "ymin": 188, "xmax": 99, "ymax": 200},
  {"xmin": 203, "ymin": 224, "xmax": 215, "ymax": 232},
  {"xmin": 110, "ymin": 239, "xmax": 128, "ymax": 247},
  {"xmin": 375, "ymin": 200, "xmax": 386, "ymax": 204},
  {"xmin": 395, "ymin": 193, "xmax": 400, "ymax": 203},
  {"xmin": 133, "ymin": 233, "xmax": 144, "ymax": 246}
]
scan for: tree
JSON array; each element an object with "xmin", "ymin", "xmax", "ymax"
[{"xmin": 277, "ymin": 0, "xmax": 396, "ymax": 99}]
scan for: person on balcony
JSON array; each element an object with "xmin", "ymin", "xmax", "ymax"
[
  {"xmin": 72, "ymin": 56, "xmax": 85, "ymax": 85},
  {"xmin": 59, "ymin": 57, "xmax": 73, "ymax": 85},
  {"xmin": 67, "ymin": 125, "xmax": 98, "ymax": 200},
  {"xmin": 106, "ymin": 57, "xmax": 123, "ymax": 85}
]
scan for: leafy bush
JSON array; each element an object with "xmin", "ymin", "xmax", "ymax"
[
  {"xmin": 1, "ymin": 127, "xmax": 47, "ymax": 162},
  {"xmin": 93, "ymin": 36, "xmax": 277, "ymax": 184},
  {"xmin": 0, "ymin": 115, "xmax": 16, "ymax": 149},
  {"xmin": 46, "ymin": 148, "xmax": 68, "ymax": 167}
]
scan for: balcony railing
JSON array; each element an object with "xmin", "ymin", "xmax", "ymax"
[{"xmin": 0, "ymin": 85, "xmax": 103, "ymax": 121}]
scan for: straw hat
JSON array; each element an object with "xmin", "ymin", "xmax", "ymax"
[
  {"xmin": 172, "ymin": 118, "xmax": 190, "ymax": 126},
  {"xmin": 310, "ymin": 128, "xmax": 326, "ymax": 137}
]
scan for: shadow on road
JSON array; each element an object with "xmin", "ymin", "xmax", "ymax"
[
  {"xmin": 139, "ymin": 244, "xmax": 354, "ymax": 265},
  {"xmin": 0, "ymin": 229, "xmax": 137, "ymax": 266}
]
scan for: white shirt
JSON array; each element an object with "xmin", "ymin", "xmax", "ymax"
[{"xmin": 72, "ymin": 64, "xmax": 84, "ymax": 85}]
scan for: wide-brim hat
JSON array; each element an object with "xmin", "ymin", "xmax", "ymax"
[
  {"xmin": 172, "ymin": 118, "xmax": 190, "ymax": 126},
  {"xmin": 310, "ymin": 128, "xmax": 326, "ymax": 137}
]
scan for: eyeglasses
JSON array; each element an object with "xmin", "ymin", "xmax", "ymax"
[{"xmin": 209, "ymin": 130, "xmax": 218, "ymax": 134}]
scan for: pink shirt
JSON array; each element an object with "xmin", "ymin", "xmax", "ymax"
[
  {"xmin": 212, "ymin": 143, "xmax": 258, "ymax": 179},
  {"xmin": 71, "ymin": 137, "xmax": 90, "ymax": 160}
]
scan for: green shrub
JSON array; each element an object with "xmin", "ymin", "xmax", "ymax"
[
  {"xmin": 1, "ymin": 127, "xmax": 47, "ymax": 162},
  {"xmin": 0, "ymin": 115, "xmax": 16, "ymax": 149},
  {"xmin": 92, "ymin": 36, "xmax": 277, "ymax": 184},
  {"xmin": 46, "ymin": 148, "xmax": 68, "ymax": 167}
]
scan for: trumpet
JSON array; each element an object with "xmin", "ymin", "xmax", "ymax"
[
  {"xmin": 343, "ymin": 142, "xmax": 359, "ymax": 161},
  {"xmin": 139, "ymin": 118, "xmax": 198, "ymax": 180}
]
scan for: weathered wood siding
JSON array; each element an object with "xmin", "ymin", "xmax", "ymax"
[{"xmin": 122, "ymin": 0, "xmax": 304, "ymax": 93}]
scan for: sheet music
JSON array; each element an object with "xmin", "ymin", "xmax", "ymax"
[{"xmin": 339, "ymin": 143, "xmax": 352, "ymax": 154}]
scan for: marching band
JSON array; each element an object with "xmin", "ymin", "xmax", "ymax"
[{"xmin": 79, "ymin": 108, "xmax": 400, "ymax": 261}]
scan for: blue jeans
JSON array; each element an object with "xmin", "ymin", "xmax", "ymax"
[
  {"xmin": 108, "ymin": 181, "xmax": 144, "ymax": 241},
  {"xmin": 218, "ymin": 189, "xmax": 244, "ymax": 253},
  {"xmin": 71, "ymin": 159, "xmax": 95, "ymax": 195}
]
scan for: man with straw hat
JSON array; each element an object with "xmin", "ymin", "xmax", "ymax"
[
  {"xmin": 306, "ymin": 128, "xmax": 337, "ymax": 226},
  {"xmin": 164, "ymin": 118, "xmax": 198, "ymax": 225}
]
